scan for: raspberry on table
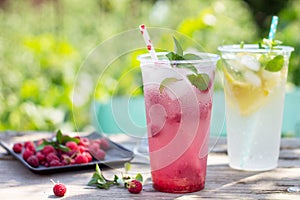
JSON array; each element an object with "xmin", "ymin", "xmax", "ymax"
[
  {"xmin": 51, "ymin": 180, "xmax": 67, "ymax": 197},
  {"xmin": 127, "ymin": 180, "xmax": 143, "ymax": 194},
  {"xmin": 13, "ymin": 143, "xmax": 23, "ymax": 153}
]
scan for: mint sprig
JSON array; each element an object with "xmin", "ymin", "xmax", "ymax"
[
  {"xmin": 160, "ymin": 37, "xmax": 209, "ymax": 92},
  {"xmin": 88, "ymin": 163, "xmax": 143, "ymax": 190},
  {"xmin": 36, "ymin": 130, "xmax": 80, "ymax": 152},
  {"xmin": 239, "ymin": 38, "xmax": 285, "ymax": 72},
  {"xmin": 258, "ymin": 38, "xmax": 284, "ymax": 72}
]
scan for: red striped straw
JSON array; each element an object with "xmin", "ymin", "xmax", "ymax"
[{"xmin": 139, "ymin": 24, "xmax": 158, "ymax": 61}]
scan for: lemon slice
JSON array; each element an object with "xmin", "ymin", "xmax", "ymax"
[{"xmin": 223, "ymin": 68, "xmax": 269, "ymax": 116}]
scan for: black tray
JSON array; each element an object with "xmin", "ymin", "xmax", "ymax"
[{"xmin": 0, "ymin": 131, "xmax": 134, "ymax": 174}]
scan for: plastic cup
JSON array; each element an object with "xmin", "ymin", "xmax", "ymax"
[
  {"xmin": 138, "ymin": 52, "xmax": 219, "ymax": 193},
  {"xmin": 218, "ymin": 44, "xmax": 294, "ymax": 171}
]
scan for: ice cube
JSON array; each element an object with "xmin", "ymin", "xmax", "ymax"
[
  {"xmin": 164, "ymin": 77, "xmax": 191, "ymax": 100},
  {"xmin": 244, "ymin": 70, "xmax": 261, "ymax": 87},
  {"xmin": 240, "ymin": 55, "xmax": 260, "ymax": 71},
  {"xmin": 148, "ymin": 104, "xmax": 166, "ymax": 136}
]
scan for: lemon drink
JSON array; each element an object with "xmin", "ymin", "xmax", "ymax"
[{"xmin": 218, "ymin": 44, "xmax": 294, "ymax": 171}]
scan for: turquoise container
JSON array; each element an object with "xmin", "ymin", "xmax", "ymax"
[{"xmin": 92, "ymin": 88, "xmax": 300, "ymax": 137}]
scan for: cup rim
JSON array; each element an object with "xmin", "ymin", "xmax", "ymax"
[
  {"xmin": 137, "ymin": 51, "xmax": 220, "ymax": 64},
  {"xmin": 218, "ymin": 44, "xmax": 294, "ymax": 53}
]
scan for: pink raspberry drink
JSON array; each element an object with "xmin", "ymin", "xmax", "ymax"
[{"xmin": 138, "ymin": 52, "xmax": 219, "ymax": 193}]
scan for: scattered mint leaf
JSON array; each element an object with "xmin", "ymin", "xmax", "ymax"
[
  {"xmin": 135, "ymin": 173, "xmax": 143, "ymax": 182},
  {"xmin": 264, "ymin": 55, "xmax": 284, "ymax": 72},
  {"xmin": 240, "ymin": 41, "xmax": 244, "ymax": 49},
  {"xmin": 124, "ymin": 162, "xmax": 131, "ymax": 174},
  {"xmin": 187, "ymin": 73, "xmax": 210, "ymax": 91},
  {"xmin": 159, "ymin": 77, "xmax": 182, "ymax": 93},
  {"xmin": 173, "ymin": 36, "xmax": 183, "ymax": 56},
  {"xmin": 88, "ymin": 163, "xmax": 143, "ymax": 190}
]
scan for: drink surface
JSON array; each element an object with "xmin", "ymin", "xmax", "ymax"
[
  {"xmin": 141, "ymin": 63, "xmax": 214, "ymax": 192},
  {"xmin": 219, "ymin": 45, "xmax": 293, "ymax": 171}
]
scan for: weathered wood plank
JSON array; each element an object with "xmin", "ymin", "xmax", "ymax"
[{"xmin": 0, "ymin": 133, "xmax": 299, "ymax": 200}]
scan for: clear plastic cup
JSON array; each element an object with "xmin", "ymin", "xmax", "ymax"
[
  {"xmin": 138, "ymin": 52, "xmax": 219, "ymax": 193},
  {"xmin": 218, "ymin": 44, "xmax": 294, "ymax": 171}
]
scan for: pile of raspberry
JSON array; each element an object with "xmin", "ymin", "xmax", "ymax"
[{"xmin": 12, "ymin": 136, "xmax": 110, "ymax": 168}]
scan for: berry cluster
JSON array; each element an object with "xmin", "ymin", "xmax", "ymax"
[{"xmin": 12, "ymin": 134, "xmax": 110, "ymax": 168}]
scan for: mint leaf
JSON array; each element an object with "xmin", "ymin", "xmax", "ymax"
[
  {"xmin": 183, "ymin": 53, "xmax": 201, "ymax": 60},
  {"xmin": 264, "ymin": 55, "xmax": 284, "ymax": 72},
  {"xmin": 124, "ymin": 162, "xmax": 131, "ymax": 174},
  {"xmin": 240, "ymin": 41, "xmax": 244, "ymax": 49},
  {"xmin": 135, "ymin": 173, "xmax": 143, "ymax": 182},
  {"xmin": 259, "ymin": 54, "xmax": 269, "ymax": 67},
  {"xmin": 176, "ymin": 63, "xmax": 198, "ymax": 74},
  {"xmin": 173, "ymin": 36, "xmax": 183, "ymax": 56},
  {"xmin": 56, "ymin": 130, "xmax": 63, "ymax": 144},
  {"xmin": 159, "ymin": 77, "xmax": 182, "ymax": 93},
  {"xmin": 187, "ymin": 73, "xmax": 210, "ymax": 91},
  {"xmin": 166, "ymin": 52, "xmax": 184, "ymax": 61}
]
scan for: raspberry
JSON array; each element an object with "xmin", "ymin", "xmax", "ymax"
[
  {"xmin": 50, "ymin": 159, "xmax": 63, "ymax": 167},
  {"xmin": 52, "ymin": 180, "xmax": 67, "ymax": 197},
  {"xmin": 82, "ymin": 152, "xmax": 92, "ymax": 162},
  {"xmin": 89, "ymin": 148, "xmax": 106, "ymax": 160},
  {"xmin": 24, "ymin": 141, "xmax": 35, "ymax": 149},
  {"xmin": 88, "ymin": 142, "xmax": 99, "ymax": 151},
  {"xmin": 13, "ymin": 143, "xmax": 23, "ymax": 153},
  {"xmin": 100, "ymin": 138, "xmax": 110, "ymax": 150},
  {"xmin": 36, "ymin": 152, "xmax": 46, "ymax": 163},
  {"xmin": 46, "ymin": 152, "xmax": 60, "ymax": 163},
  {"xmin": 27, "ymin": 155, "xmax": 39, "ymax": 168},
  {"xmin": 61, "ymin": 154, "xmax": 73, "ymax": 165},
  {"xmin": 79, "ymin": 138, "xmax": 90, "ymax": 147},
  {"xmin": 42, "ymin": 145, "xmax": 56, "ymax": 155},
  {"xmin": 78, "ymin": 145, "xmax": 86, "ymax": 153},
  {"xmin": 127, "ymin": 180, "xmax": 142, "ymax": 194},
  {"xmin": 74, "ymin": 153, "xmax": 88, "ymax": 164},
  {"xmin": 22, "ymin": 149, "xmax": 34, "ymax": 161},
  {"xmin": 66, "ymin": 141, "xmax": 78, "ymax": 151}
]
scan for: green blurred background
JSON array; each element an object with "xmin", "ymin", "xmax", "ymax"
[{"xmin": 0, "ymin": 0, "xmax": 299, "ymax": 132}]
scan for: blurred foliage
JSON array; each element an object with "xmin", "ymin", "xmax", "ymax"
[{"xmin": 0, "ymin": 0, "xmax": 299, "ymax": 131}]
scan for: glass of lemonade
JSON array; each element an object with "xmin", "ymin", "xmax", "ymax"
[
  {"xmin": 218, "ymin": 44, "xmax": 294, "ymax": 171},
  {"xmin": 138, "ymin": 52, "xmax": 219, "ymax": 193}
]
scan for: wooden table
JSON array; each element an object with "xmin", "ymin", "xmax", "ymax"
[{"xmin": 0, "ymin": 132, "xmax": 299, "ymax": 200}]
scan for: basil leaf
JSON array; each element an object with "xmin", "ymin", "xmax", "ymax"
[
  {"xmin": 159, "ymin": 77, "xmax": 182, "ymax": 93},
  {"xmin": 187, "ymin": 73, "xmax": 210, "ymax": 91},
  {"xmin": 264, "ymin": 55, "xmax": 284, "ymax": 72},
  {"xmin": 173, "ymin": 36, "xmax": 183, "ymax": 56}
]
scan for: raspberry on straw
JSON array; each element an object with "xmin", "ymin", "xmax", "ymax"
[{"xmin": 139, "ymin": 24, "xmax": 158, "ymax": 61}]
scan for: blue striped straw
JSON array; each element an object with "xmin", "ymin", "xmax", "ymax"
[{"xmin": 268, "ymin": 16, "xmax": 279, "ymax": 40}]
